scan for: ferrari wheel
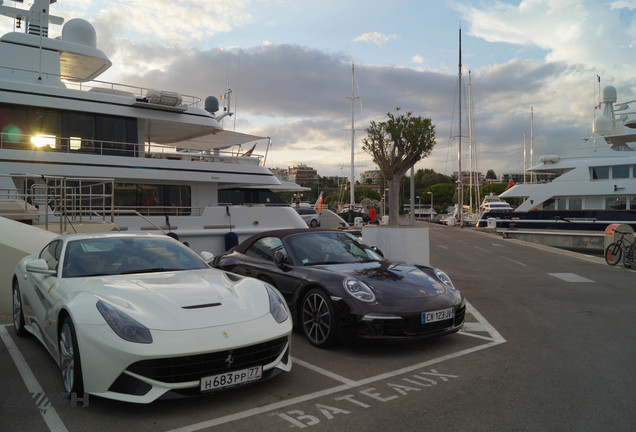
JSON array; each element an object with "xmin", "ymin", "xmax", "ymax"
[
  {"xmin": 12, "ymin": 280, "xmax": 27, "ymax": 337},
  {"xmin": 309, "ymin": 219, "xmax": 319, "ymax": 228},
  {"xmin": 59, "ymin": 317, "xmax": 84, "ymax": 394},
  {"xmin": 301, "ymin": 288, "xmax": 339, "ymax": 348}
]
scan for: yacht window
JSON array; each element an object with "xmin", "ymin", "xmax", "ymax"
[
  {"xmin": 113, "ymin": 183, "xmax": 191, "ymax": 215},
  {"xmin": 0, "ymin": 103, "xmax": 138, "ymax": 155},
  {"xmin": 557, "ymin": 198, "xmax": 567, "ymax": 210},
  {"xmin": 569, "ymin": 198, "xmax": 582, "ymax": 210},
  {"xmin": 591, "ymin": 167, "xmax": 609, "ymax": 180},
  {"xmin": 612, "ymin": 166, "xmax": 630, "ymax": 179},
  {"xmin": 629, "ymin": 196, "xmax": 636, "ymax": 210},
  {"xmin": 606, "ymin": 197, "xmax": 626, "ymax": 210}
]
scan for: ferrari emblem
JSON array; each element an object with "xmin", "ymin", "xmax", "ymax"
[
  {"xmin": 224, "ymin": 354, "xmax": 234, "ymax": 368},
  {"xmin": 222, "ymin": 331, "xmax": 229, "ymax": 338},
  {"xmin": 48, "ymin": 283, "xmax": 55, "ymax": 293}
]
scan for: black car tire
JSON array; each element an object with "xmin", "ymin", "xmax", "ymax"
[
  {"xmin": 301, "ymin": 288, "xmax": 339, "ymax": 348},
  {"xmin": 309, "ymin": 219, "xmax": 319, "ymax": 228},
  {"xmin": 12, "ymin": 280, "xmax": 28, "ymax": 338},
  {"xmin": 59, "ymin": 316, "xmax": 84, "ymax": 395}
]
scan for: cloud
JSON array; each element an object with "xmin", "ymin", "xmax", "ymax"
[{"xmin": 353, "ymin": 32, "xmax": 400, "ymax": 47}]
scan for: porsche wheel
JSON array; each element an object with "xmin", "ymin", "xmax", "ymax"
[
  {"xmin": 301, "ymin": 288, "xmax": 339, "ymax": 348},
  {"xmin": 59, "ymin": 317, "xmax": 84, "ymax": 394},
  {"xmin": 12, "ymin": 280, "xmax": 27, "ymax": 337}
]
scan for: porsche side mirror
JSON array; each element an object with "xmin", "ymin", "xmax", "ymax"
[
  {"xmin": 26, "ymin": 259, "xmax": 56, "ymax": 276},
  {"xmin": 273, "ymin": 251, "xmax": 291, "ymax": 271}
]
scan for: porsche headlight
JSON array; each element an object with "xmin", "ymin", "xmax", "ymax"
[
  {"xmin": 266, "ymin": 285, "xmax": 289, "ymax": 323},
  {"xmin": 435, "ymin": 269, "xmax": 455, "ymax": 289},
  {"xmin": 343, "ymin": 277, "xmax": 376, "ymax": 303},
  {"xmin": 96, "ymin": 300, "xmax": 153, "ymax": 344}
]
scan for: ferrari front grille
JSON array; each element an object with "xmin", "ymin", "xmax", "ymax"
[{"xmin": 126, "ymin": 337, "xmax": 287, "ymax": 384}]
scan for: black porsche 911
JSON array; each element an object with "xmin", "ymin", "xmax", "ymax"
[{"xmin": 213, "ymin": 228, "xmax": 465, "ymax": 348}]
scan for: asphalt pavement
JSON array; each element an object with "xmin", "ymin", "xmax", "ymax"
[{"xmin": 1, "ymin": 223, "xmax": 634, "ymax": 432}]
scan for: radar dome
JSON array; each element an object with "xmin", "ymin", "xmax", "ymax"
[
  {"xmin": 205, "ymin": 96, "xmax": 220, "ymax": 113},
  {"xmin": 593, "ymin": 115, "xmax": 612, "ymax": 136},
  {"xmin": 61, "ymin": 19, "xmax": 97, "ymax": 48},
  {"xmin": 601, "ymin": 86, "xmax": 617, "ymax": 104}
]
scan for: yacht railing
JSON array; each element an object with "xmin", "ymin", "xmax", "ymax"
[
  {"xmin": 0, "ymin": 174, "xmax": 115, "ymax": 232},
  {"xmin": 0, "ymin": 65, "xmax": 202, "ymax": 107},
  {"xmin": 0, "ymin": 132, "xmax": 264, "ymax": 164}
]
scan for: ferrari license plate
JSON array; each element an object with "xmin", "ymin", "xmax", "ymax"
[
  {"xmin": 200, "ymin": 366, "xmax": 262, "ymax": 392},
  {"xmin": 422, "ymin": 307, "xmax": 455, "ymax": 324}
]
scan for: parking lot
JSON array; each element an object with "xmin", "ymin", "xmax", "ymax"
[{"xmin": 2, "ymin": 225, "xmax": 635, "ymax": 431}]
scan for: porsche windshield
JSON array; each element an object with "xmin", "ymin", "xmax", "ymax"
[
  {"xmin": 287, "ymin": 232, "xmax": 383, "ymax": 265},
  {"xmin": 62, "ymin": 237, "xmax": 208, "ymax": 278}
]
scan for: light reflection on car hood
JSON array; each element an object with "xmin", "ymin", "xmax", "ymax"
[
  {"xmin": 316, "ymin": 261, "xmax": 449, "ymax": 299},
  {"xmin": 80, "ymin": 269, "xmax": 270, "ymax": 330}
]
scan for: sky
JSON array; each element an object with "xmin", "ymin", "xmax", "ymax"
[{"xmin": 5, "ymin": 0, "xmax": 636, "ymax": 181}]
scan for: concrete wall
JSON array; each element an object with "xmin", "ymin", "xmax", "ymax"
[
  {"xmin": 361, "ymin": 226, "xmax": 430, "ymax": 266},
  {"xmin": 1, "ymin": 217, "xmax": 58, "ymax": 314}
]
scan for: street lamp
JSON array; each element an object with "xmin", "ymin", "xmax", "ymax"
[
  {"xmin": 427, "ymin": 191, "xmax": 433, "ymax": 223},
  {"xmin": 417, "ymin": 196, "xmax": 421, "ymax": 220}
]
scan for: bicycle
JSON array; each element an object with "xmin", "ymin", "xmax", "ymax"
[
  {"xmin": 622, "ymin": 239, "xmax": 636, "ymax": 269},
  {"xmin": 604, "ymin": 230, "xmax": 635, "ymax": 267}
]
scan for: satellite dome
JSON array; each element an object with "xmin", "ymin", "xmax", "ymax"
[
  {"xmin": 205, "ymin": 96, "xmax": 220, "ymax": 113},
  {"xmin": 601, "ymin": 86, "xmax": 617, "ymax": 104},
  {"xmin": 61, "ymin": 18, "xmax": 97, "ymax": 48},
  {"xmin": 593, "ymin": 115, "xmax": 612, "ymax": 136}
]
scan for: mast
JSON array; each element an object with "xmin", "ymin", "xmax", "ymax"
[
  {"xmin": 530, "ymin": 107, "xmax": 534, "ymax": 183},
  {"xmin": 346, "ymin": 64, "xmax": 358, "ymax": 208},
  {"xmin": 468, "ymin": 70, "xmax": 473, "ymax": 215},
  {"xmin": 457, "ymin": 27, "xmax": 463, "ymax": 226}
]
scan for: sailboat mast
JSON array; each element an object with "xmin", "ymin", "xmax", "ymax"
[
  {"xmin": 349, "ymin": 64, "xmax": 356, "ymax": 207},
  {"xmin": 468, "ymin": 70, "xmax": 473, "ymax": 215},
  {"xmin": 530, "ymin": 106, "xmax": 534, "ymax": 183},
  {"xmin": 457, "ymin": 27, "xmax": 463, "ymax": 226}
]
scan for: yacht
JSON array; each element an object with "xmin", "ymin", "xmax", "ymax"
[
  {"xmin": 478, "ymin": 194, "xmax": 513, "ymax": 215},
  {"xmin": 0, "ymin": 0, "xmax": 306, "ymax": 254},
  {"xmin": 478, "ymin": 85, "xmax": 636, "ymax": 230}
]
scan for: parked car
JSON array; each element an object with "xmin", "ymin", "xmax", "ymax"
[
  {"xmin": 12, "ymin": 232, "xmax": 292, "ymax": 403},
  {"xmin": 295, "ymin": 207, "xmax": 321, "ymax": 227},
  {"xmin": 213, "ymin": 228, "xmax": 465, "ymax": 348}
]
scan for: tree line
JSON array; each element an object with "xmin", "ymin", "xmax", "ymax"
[{"xmin": 278, "ymin": 168, "xmax": 518, "ymax": 216}]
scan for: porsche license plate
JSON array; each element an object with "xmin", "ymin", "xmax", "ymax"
[
  {"xmin": 200, "ymin": 366, "xmax": 262, "ymax": 392},
  {"xmin": 422, "ymin": 307, "xmax": 455, "ymax": 324}
]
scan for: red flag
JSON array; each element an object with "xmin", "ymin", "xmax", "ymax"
[
  {"xmin": 242, "ymin": 143, "xmax": 256, "ymax": 156},
  {"xmin": 504, "ymin": 179, "xmax": 515, "ymax": 191}
]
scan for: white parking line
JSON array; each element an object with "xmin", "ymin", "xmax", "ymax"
[
  {"xmin": 167, "ymin": 301, "xmax": 506, "ymax": 432},
  {"xmin": 0, "ymin": 325, "xmax": 69, "ymax": 432},
  {"xmin": 291, "ymin": 357, "xmax": 358, "ymax": 386},
  {"xmin": 2, "ymin": 302, "xmax": 505, "ymax": 432},
  {"xmin": 548, "ymin": 273, "xmax": 595, "ymax": 283},
  {"xmin": 501, "ymin": 256, "xmax": 528, "ymax": 267}
]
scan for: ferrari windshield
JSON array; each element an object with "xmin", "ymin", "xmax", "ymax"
[
  {"xmin": 62, "ymin": 237, "xmax": 208, "ymax": 278},
  {"xmin": 286, "ymin": 231, "xmax": 383, "ymax": 265}
]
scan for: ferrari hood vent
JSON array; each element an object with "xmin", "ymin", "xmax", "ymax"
[{"xmin": 182, "ymin": 302, "xmax": 222, "ymax": 309}]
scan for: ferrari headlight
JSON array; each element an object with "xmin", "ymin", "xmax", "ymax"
[
  {"xmin": 343, "ymin": 277, "xmax": 376, "ymax": 303},
  {"xmin": 96, "ymin": 300, "xmax": 153, "ymax": 344},
  {"xmin": 266, "ymin": 285, "xmax": 289, "ymax": 323},
  {"xmin": 435, "ymin": 269, "xmax": 455, "ymax": 289}
]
